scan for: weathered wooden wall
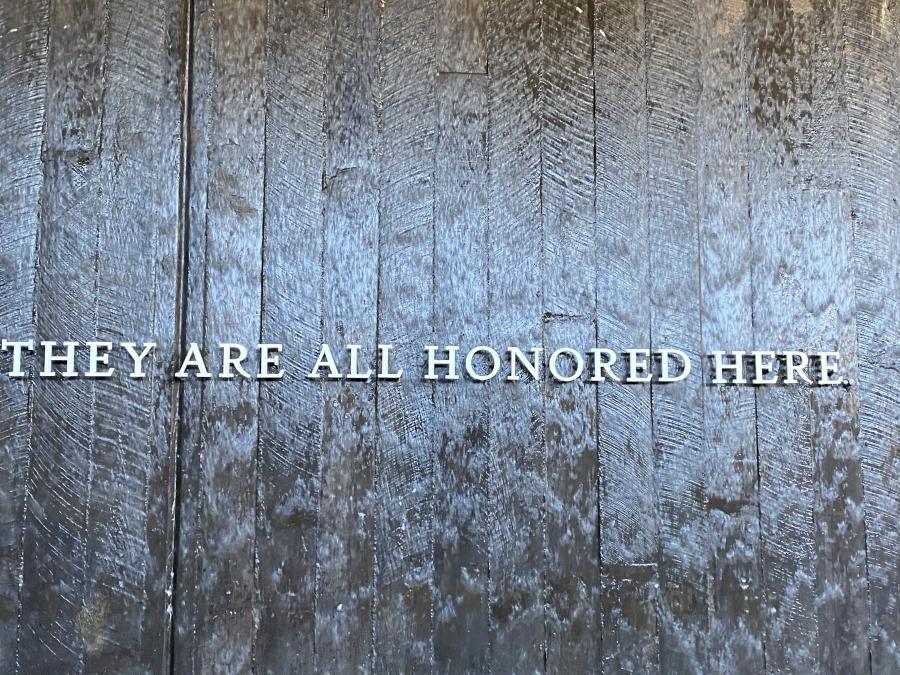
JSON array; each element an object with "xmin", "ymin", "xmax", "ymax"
[{"xmin": 0, "ymin": 0, "xmax": 898, "ymax": 672}]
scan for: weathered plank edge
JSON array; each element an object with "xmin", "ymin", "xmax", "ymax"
[{"xmin": 167, "ymin": 0, "xmax": 197, "ymax": 670}]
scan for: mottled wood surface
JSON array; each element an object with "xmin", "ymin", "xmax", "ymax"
[{"xmin": 1, "ymin": 0, "xmax": 898, "ymax": 673}]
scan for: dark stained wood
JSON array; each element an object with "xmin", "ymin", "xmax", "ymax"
[
  {"xmin": 804, "ymin": 1, "xmax": 871, "ymax": 670},
  {"xmin": 844, "ymin": 0, "xmax": 900, "ymax": 670},
  {"xmin": 172, "ymin": 0, "xmax": 214, "ymax": 670},
  {"xmin": 373, "ymin": 0, "xmax": 436, "ymax": 670},
  {"xmin": 432, "ymin": 72, "xmax": 492, "ymax": 673},
  {"xmin": 645, "ymin": 0, "xmax": 708, "ymax": 668},
  {"xmin": 747, "ymin": 1, "xmax": 820, "ymax": 670},
  {"xmin": 541, "ymin": 0, "xmax": 600, "ymax": 671},
  {"xmin": 173, "ymin": 0, "xmax": 267, "ymax": 671},
  {"xmin": 750, "ymin": 0, "xmax": 873, "ymax": 671},
  {"xmin": 0, "ymin": 0, "xmax": 48, "ymax": 667},
  {"xmin": 254, "ymin": 0, "xmax": 326, "ymax": 670},
  {"xmin": 17, "ymin": 0, "xmax": 107, "ymax": 670},
  {"xmin": 315, "ymin": 1, "xmax": 380, "ymax": 671},
  {"xmin": 809, "ymin": 8, "xmax": 872, "ymax": 666},
  {"xmin": 696, "ymin": 0, "xmax": 765, "ymax": 670},
  {"xmin": 486, "ymin": 0, "xmax": 546, "ymax": 670},
  {"xmin": 14, "ymin": 0, "xmax": 184, "ymax": 672},
  {"xmin": 2, "ymin": 0, "xmax": 899, "ymax": 671},
  {"xmin": 85, "ymin": 0, "xmax": 185, "ymax": 671},
  {"xmin": 436, "ymin": 0, "xmax": 486, "ymax": 74},
  {"xmin": 17, "ymin": 1, "xmax": 108, "ymax": 669},
  {"xmin": 594, "ymin": 0, "xmax": 660, "ymax": 670}
]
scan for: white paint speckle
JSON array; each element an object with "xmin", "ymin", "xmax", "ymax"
[{"xmin": 575, "ymin": 6, "xmax": 583, "ymax": 12}]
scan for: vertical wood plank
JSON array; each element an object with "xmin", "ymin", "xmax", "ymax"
[
  {"xmin": 541, "ymin": 0, "xmax": 600, "ymax": 671},
  {"xmin": 84, "ymin": 0, "xmax": 185, "ymax": 670},
  {"xmin": 747, "ymin": 1, "xmax": 819, "ymax": 669},
  {"xmin": 844, "ymin": 0, "xmax": 900, "ymax": 670},
  {"xmin": 0, "ymin": 0, "xmax": 48, "ymax": 666},
  {"xmin": 805, "ymin": 1, "xmax": 871, "ymax": 671},
  {"xmin": 3, "ymin": 1, "xmax": 897, "ymax": 672},
  {"xmin": 432, "ymin": 71, "xmax": 492, "ymax": 673},
  {"xmin": 12, "ymin": 0, "xmax": 183, "ymax": 669},
  {"xmin": 696, "ymin": 0, "xmax": 766, "ymax": 670},
  {"xmin": 373, "ymin": 0, "xmax": 436, "ymax": 670},
  {"xmin": 173, "ymin": 0, "xmax": 214, "ymax": 670},
  {"xmin": 16, "ymin": 0, "xmax": 109, "ymax": 669},
  {"xmin": 751, "ymin": 0, "xmax": 872, "ymax": 670},
  {"xmin": 807, "ymin": 194, "xmax": 870, "ymax": 671},
  {"xmin": 433, "ymin": 7, "xmax": 490, "ymax": 673},
  {"xmin": 174, "ymin": 0, "xmax": 267, "ymax": 670},
  {"xmin": 436, "ymin": 0, "xmax": 486, "ymax": 74},
  {"xmin": 645, "ymin": 0, "xmax": 708, "ymax": 668},
  {"xmin": 315, "ymin": 0, "xmax": 380, "ymax": 671},
  {"xmin": 486, "ymin": 0, "xmax": 546, "ymax": 671},
  {"xmin": 594, "ymin": 0, "xmax": 659, "ymax": 670},
  {"xmin": 254, "ymin": 0, "xmax": 326, "ymax": 669}
]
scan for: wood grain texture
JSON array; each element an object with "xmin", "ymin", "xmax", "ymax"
[
  {"xmin": 696, "ymin": 0, "xmax": 765, "ymax": 670},
  {"xmin": 747, "ymin": 1, "xmax": 822, "ymax": 670},
  {"xmin": 85, "ymin": 0, "xmax": 185, "ymax": 671},
  {"xmin": 433, "ymin": 72, "xmax": 491, "ymax": 673},
  {"xmin": 2, "ymin": 0, "xmax": 899, "ymax": 671},
  {"xmin": 172, "ymin": 0, "xmax": 214, "ymax": 670},
  {"xmin": 18, "ymin": 10, "xmax": 103, "ymax": 670},
  {"xmin": 844, "ymin": 0, "xmax": 900, "ymax": 670},
  {"xmin": 804, "ymin": 0, "xmax": 871, "ymax": 668},
  {"xmin": 315, "ymin": 1, "xmax": 380, "ymax": 671},
  {"xmin": 486, "ymin": 0, "xmax": 546, "ymax": 670},
  {"xmin": 13, "ymin": 0, "xmax": 183, "ymax": 671},
  {"xmin": 0, "ymin": 0, "xmax": 48, "ymax": 666},
  {"xmin": 750, "ymin": 0, "xmax": 873, "ymax": 671},
  {"xmin": 373, "ymin": 0, "xmax": 436, "ymax": 670},
  {"xmin": 174, "ymin": 0, "xmax": 267, "ymax": 671},
  {"xmin": 436, "ymin": 0, "xmax": 486, "ymax": 74},
  {"xmin": 254, "ymin": 0, "xmax": 325, "ymax": 671},
  {"xmin": 645, "ymin": 0, "xmax": 708, "ymax": 669},
  {"xmin": 17, "ymin": 0, "xmax": 111, "ymax": 670},
  {"xmin": 595, "ymin": 0, "xmax": 660, "ymax": 670},
  {"xmin": 541, "ymin": 0, "xmax": 600, "ymax": 671}
]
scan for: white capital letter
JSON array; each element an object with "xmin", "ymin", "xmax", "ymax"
[
  {"xmin": 659, "ymin": 349, "xmax": 691, "ymax": 383},
  {"xmin": 346, "ymin": 344, "xmax": 372, "ymax": 381},
  {"xmin": 752, "ymin": 351, "xmax": 778, "ymax": 385},
  {"xmin": 425, "ymin": 346, "xmax": 459, "ymax": 381},
  {"xmin": 549, "ymin": 348, "xmax": 584, "ymax": 383},
  {"xmin": 589, "ymin": 348, "xmax": 619, "ymax": 382},
  {"xmin": 711, "ymin": 350, "xmax": 746, "ymax": 384},
  {"xmin": 176, "ymin": 343, "xmax": 212, "ymax": 379},
  {"xmin": 86, "ymin": 342, "xmax": 114, "ymax": 378},
  {"xmin": 307, "ymin": 343, "xmax": 342, "ymax": 379},
  {"xmin": 1, "ymin": 340, "xmax": 33, "ymax": 378},
  {"xmin": 40, "ymin": 341, "xmax": 79, "ymax": 378},
  {"xmin": 625, "ymin": 349, "xmax": 652, "ymax": 383},
  {"xmin": 465, "ymin": 346, "xmax": 501, "ymax": 382},
  {"xmin": 122, "ymin": 342, "xmax": 156, "ymax": 379},
  {"xmin": 220, "ymin": 343, "xmax": 251, "ymax": 380},
  {"xmin": 507, "ymin": 347, "xmax": 541, "ymax": 381},
  {"xmin": 378, "ymin": 344, "xmax": 402, "ymax": 380},
  {"xmin": 783, "ymin": 351, "xmax": 813, "ymax": 385},
  {"xmin": 818, "ymin": 351, "xmax": 842, "ymax": 385},
  {"xmin": 258, "ymin": 344, "xmax": 284, "ymax": 380}
]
